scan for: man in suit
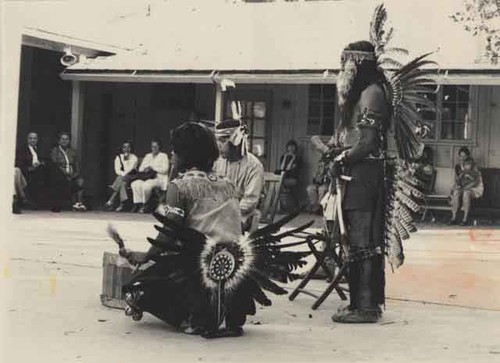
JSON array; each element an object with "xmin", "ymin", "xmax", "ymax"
[
  {"xmin": 49, "ymin": 132, "xmax": 86, "ymax": 212},
  {"xmin": 15, "ymin": 132, "xmax": 47, "ymax": 208}
]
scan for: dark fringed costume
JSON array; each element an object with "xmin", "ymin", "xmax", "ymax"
[
  {"xmin": 327, "ymin": 5, "xmax": 437, "ymax": 322},
  {"xmin": 111, "ymin": 171, "xmax": 310, "ymax": 337}
]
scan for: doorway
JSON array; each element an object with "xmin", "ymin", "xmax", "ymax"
[{"xmin": 16, "ymin": 46, "xmax": 72, "ymax": 153}]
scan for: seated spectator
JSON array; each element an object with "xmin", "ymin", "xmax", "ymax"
[
  {"xmin": 416, "ymin": 146, "xmax": 435, "ymax": 192},
  {"xmin": 306, "ymin": 135, "xmax": 333, "ymax": 214},
  {"xmin": 131, "ymin": 139, "xmax": 169, "ymax": 213},
  {"xmin": 105, "ymin": 141, "xmax": 138, "ymax": 212},
  {"xmin": 49, "ymin": 132, "xmax": 86, "ymax": 212},
  {"xmin": 276, "ymin": 140, "xmax": 301, "ymax": 212},
  {"xmin": 214, "ymin": 119, "xmax": 264, "ymax": 233},
  {"xmin": 449, "ymin": 147, "xmax": 483, "ymax": 226},
  {"xmin": 454, "ymin": 147, "xmax": 475, "ymax": 178},
  {"xmin": 13, "ymin": 167, "xmax": 27, "ymax": 214},
  {"xmin": 307, "ymin": 162, "xmax": 329, "ymax": 215},
  {"xmin": 15, "ymin": 132, "xmax": 48, "ymax": 208},
  {"xmin": 168, "ymin": 150, "xmax": 178, "ymax": 181},
  {"xmin": 305, "ymin": 135, "xmax": 338, "ymax": 279}
]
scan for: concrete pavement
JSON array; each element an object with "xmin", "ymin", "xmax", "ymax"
[{"xmin": 1, "ymin": 211, "xmax": 499, "ymax": 363}]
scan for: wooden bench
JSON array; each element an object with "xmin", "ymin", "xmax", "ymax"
[
  {"xmin": 421, "ymin": 167, "xmax": 500, "ymax": 223},
  {"xmin": 469, "ymin": 168, "xmax": 500, "ymax": 221}
]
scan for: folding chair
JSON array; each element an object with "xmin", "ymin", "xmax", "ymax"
[
  {"xmin": 289, "ymin": 177, "xmax": 351, "ymax": 310},
  {"xmin": 288, "ymin": 229, "xmax": 348, "ymax": 306}
]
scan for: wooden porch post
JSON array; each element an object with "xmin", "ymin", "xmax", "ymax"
[
  {"xmin": 71, "ymin": 81, "xmax": 84, "ymax": 161},
  {"xmin": 214, "ymin": 83, "xmax": 224, "ymax": 124},
  {"xmin": 1, "ymin": 19, "xmax": 22, "ymax": 216},
  {"xmin": 17, "ymin": 46, "xmax": 34, "ymax": 144}
]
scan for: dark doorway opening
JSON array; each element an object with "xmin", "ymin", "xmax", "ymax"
[{"xmin": 16, "ymin": 45, "xmax": 72, "ymax": 153}]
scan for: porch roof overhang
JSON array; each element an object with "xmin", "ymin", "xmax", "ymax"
[
  {"xmin": 60, "ymin": 70, "xmax": 337, "ymax": 84},
  {"xmin": 59, "ymin": 0, "xmax": 500, "ymax": 85},
  {"xmin": 61, "ymin": 69, "xmax": 500, "ymax": 86},
  {"xmin": 22, "ymin": 30, "xmax": 118, "ymax": 57},
  {"xmin": 12, "ymin": 1, "xmax": 141, "ymax": 55}
]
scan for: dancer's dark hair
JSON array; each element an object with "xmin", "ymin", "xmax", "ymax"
[
  {"xmin": 339, "ymin": 40, "xmax": 387, "ymax": 127},
  {"xmin": 171, "ymin": 122, "xmax": 219, "ymax": 172}
]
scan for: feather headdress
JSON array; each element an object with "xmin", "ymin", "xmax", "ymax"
[
  {"xmin": 368, "ymin": 4, "xmax": 438, "ymax": 160},
  {"xmin": 366, "ymin": 4, "xmax": 438, "ymax": 269}
]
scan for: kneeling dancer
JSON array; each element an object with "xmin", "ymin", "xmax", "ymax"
[{"xmin": 110, "ymin": 122, "xmax": 309, "ymax": 338}]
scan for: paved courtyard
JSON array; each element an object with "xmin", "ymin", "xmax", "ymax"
[{"xmin": 1, "ymin": 211, "xmax": 500, "ymax": 362}]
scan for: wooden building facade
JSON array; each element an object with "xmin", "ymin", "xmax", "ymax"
[
  {"xmin": 7, "ymin": 0, "xmax": 500, "ymax": 206},
  {"xmin": 51, "ymin": 79, "xmax": 499, "ymax": 202}
]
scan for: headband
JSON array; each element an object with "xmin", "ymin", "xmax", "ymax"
[
  {"xmin": 214, "ymin": 127, "xmax": 238, "ymax": 137},
  {"xmin": 341, "ymin": 50, "xmax": 377, "ymax": 62},
  {"xmin": 215, "ymin": 123, "xmax": 249, "ymax": 156}
]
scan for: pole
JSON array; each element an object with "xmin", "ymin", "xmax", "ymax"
[
  {"xmin": 71, "ymin": 81, "xmax": 84, "ymax": 164},
  {"xmin": 214, "ymin": 83, "xmax": 223, "ymax": 125}
]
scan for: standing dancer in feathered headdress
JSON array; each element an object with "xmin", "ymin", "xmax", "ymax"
[{"xmin": 327, "ymin": 4, "xmax": 437, "ymax": 323}]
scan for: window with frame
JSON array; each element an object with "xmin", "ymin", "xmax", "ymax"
[
  {"xmin": 224, "ymin": 100, "xmax": 268, "ymax": 158},
  {"xmin": 307, "ymin": 84, "xmax": 336, "ymax": 136},
  {"xmin": 419, "ymin": 85, "xmax": 472, "ymax": 141}
]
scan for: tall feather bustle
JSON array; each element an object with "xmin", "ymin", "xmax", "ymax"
[
  {"xmin": 147, "ymin": 212, "xmax": 311, "ymax": 327},
  {"xmin": 369, "ymin": 4, "xmax": 438, "ymax": 269}
]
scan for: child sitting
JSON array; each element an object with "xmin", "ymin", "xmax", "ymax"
[{"xmin": 450, "ymin": 157, "xmax": 484, "ymax": 226}]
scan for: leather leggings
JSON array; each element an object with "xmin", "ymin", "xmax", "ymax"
[{"xmin": 345, "ymin": 210, "xmax": 385, "ymax": 311}]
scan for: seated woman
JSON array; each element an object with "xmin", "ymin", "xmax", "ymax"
[
  {"xmin": 130, "ymin": 139, "xmax": 170, "ymax": 213},
  {"xmin": 120, "ymin": 122, "xmax": 248, "ymax": 337},
  {"xmin": 49, "ymin": 132, "xmax": 86, "ymax": 212},
  {"xmin": 416, "ymin": 146, "xmax": 435, "ymax": 192},
  {"xmin": 449, "ymin": 147, "xmax": 483, "ymax": 226},
  {"xmin": 275, "ymin": 139, "xmax": 301, "ymax": 212},
  {"xmin": 105, "ymin": 141, "xmax": 138, "ymax": 212}
]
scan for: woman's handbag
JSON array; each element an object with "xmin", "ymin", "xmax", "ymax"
[{"xmin": 127, "ymin": 169, "xmax": 157, "ymax": 183}]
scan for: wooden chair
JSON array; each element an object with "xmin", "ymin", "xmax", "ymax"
[{"xmin": 259, "ymin": 171, "xmax": 285, "ymax": 224}]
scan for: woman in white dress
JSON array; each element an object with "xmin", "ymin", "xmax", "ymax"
[{"xmin": 131, "ymin": 139, "xmax": 170, "ymax": 213}]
